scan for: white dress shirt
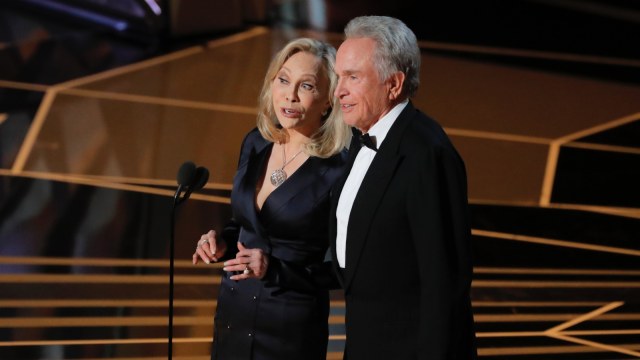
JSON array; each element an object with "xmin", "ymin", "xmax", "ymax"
[{"xmin": 336, "ymin": 100, "xmax": 408, "ymax": 268}]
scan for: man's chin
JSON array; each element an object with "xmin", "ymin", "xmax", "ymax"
[{"xmin": 342, "ymin": 116, "xmax": 360, "ymax": 128}]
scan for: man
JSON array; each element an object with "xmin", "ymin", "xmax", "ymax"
[{"xmin": 331, "ymin": 16, "xmax": 478, "ymax": 359}]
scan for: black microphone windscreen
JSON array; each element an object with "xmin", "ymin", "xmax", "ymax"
[
  {"xmin": 177, "ymin": 161, "xmax": 196, "ymax": 186},
  {"xmin": 191, "ymin": 166, "xmax": 209, "ymax": 191}
]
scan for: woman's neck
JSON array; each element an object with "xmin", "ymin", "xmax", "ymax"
[{"xmin": 282, "ymin": 129, "xmax": 313, "ymax": 150}]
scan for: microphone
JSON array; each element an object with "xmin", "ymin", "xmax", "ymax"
[
  {"xmin": 181, "ymin": 166, "xmax": 209, "ymax": 203},
  {"xmin": 173, "ymin": 161, "xmax": 196, "ymax": 204},
  {"xmin": 168, "ymin": 161, "xmax": 209, "ymax": 359}
]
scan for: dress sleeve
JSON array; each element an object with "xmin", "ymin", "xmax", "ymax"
[
  {"xmin": 217, "ymin": 219, "xmax": 240, "ymax": 262},
  {"xmin": 263, "ymin": 256, "xmax": 340, "ymax": 293}
]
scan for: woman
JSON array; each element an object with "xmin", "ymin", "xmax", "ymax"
[{"xmin": 192, "ymin": 38, "xmax": 350, "ymax": 360}]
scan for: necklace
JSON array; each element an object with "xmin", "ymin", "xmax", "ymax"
[{"xmin": 270, "ymin": 143, "xmax": 304, "ymax": 187}]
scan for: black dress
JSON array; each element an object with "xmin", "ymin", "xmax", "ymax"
[{"xmin": 211, "ymin": 128, "xmax": 347, "ymax": 360}]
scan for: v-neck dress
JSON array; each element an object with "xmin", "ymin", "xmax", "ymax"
[{"xmin": 211, "ymin": 128, "xmax": 347, "ymax": 360}]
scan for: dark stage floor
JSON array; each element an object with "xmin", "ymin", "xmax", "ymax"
[{"xmin": 1, "ymin": 1, "xmax": 639, "ymax": 359}]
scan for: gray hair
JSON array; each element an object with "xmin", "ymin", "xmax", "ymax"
[{"xmin": 344, "ymin": 16, "xmax": 421, "ymax": 98}]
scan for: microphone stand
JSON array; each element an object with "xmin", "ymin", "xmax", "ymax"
[
  {"xmin": 167, "ymin": 163, "xmax": 208, "ymax": 359},
  {"xmin": 168, "ymin": 190, "xmax": 183, "ymax": 360}
]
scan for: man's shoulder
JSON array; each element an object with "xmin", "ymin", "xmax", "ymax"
[{"xmin": 401, "ymin": 107, "xmax": 452, "ymax": 150}]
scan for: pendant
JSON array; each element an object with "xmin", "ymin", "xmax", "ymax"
[{"xmin": 270, "ymin": 168, "xmax": 287, "ymax": 187}]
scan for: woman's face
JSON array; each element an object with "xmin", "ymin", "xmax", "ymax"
[{"xmin": 271, "ymin": 51, "xmax": 330, "ymax": 135}]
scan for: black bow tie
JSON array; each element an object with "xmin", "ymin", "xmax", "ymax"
[{"xmin": 358, "ymin": 133, "xmax": 377, "ymax": 151}]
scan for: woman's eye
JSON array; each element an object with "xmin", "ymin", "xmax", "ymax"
[
  {"xmin": 278, "ymin": 77, "xmax": 289, "ymax": 84},
  {"xmin": 301, "ymin": 83, "xmax": 314, "ymax": 91}
]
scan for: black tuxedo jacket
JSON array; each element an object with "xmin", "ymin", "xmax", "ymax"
[{"xmin": 330, "ymin": 102, "xmax": 477, "ymax": 359}]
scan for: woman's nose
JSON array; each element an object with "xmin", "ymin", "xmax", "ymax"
[{"xmin": 285, "ymin": 89, "xmax": 298, "ymax": 102}]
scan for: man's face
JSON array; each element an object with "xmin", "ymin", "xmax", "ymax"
[{"xmin": 334, "ymin": 37, "xmax": 393, "ymax": 133}]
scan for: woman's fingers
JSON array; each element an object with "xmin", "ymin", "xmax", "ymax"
[
  {"xmin": 225, "ymin": 244, "xmax": 268, "ymax": 280},
  {"xmin": 192, "ymin": 231, "xmax": 218, "ymax": 264},
  {"xmin": 205, "ymin": 230, "xmax": 218, "ymax": 262}
]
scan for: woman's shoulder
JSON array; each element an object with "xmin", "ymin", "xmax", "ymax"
[
  {"xmin": 241, "ymin": 127, "xmax": 265, "ymax": 146},
  {"xmin": 239, "ymin": 127, "xmax": 270, "ymax": 152},
  {"xmin": 236, "ymin": 127, "xmax": 270, "ymax": 167},
  {"xmin": 317, "ymin": 147, "xmax": 349, "ymax": 170},
  {"xmin": 336, "ymin": 147, "xmax": 349, "ymax": 164}
]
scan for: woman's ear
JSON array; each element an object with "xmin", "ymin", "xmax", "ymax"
[{"xmin": 322, "ymin": 100, "xmax": 331, "ymax": 117}]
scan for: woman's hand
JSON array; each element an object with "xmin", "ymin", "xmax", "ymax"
[
  {"xmin": 223, "ymin": 242, "xmax": 269, "ymax": 280},
  {"xmin": 192, "ymin": 230, "xmax": 227, "ymax": 264}
]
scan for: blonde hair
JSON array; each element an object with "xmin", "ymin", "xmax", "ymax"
[{"xmin": 256, "ymin": 38, "xmax": 350, "ymax": 158}]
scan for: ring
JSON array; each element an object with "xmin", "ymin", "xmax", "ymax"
[
  {"xmin": 199, "ymin": 239, "xmax": 209, "ymax": 245},
  {"xmin": 243, "ymin": 265, "xmax": 251, "ymax": 275}
]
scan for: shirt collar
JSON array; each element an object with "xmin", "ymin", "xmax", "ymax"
[{"xmin": 365, "ymin": 99, "xmax": 409, "ymax": 149}]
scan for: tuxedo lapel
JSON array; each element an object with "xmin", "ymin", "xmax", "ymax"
[
  {"xmin": 342, "ymin": 103, "xmax": 416, "ymax": 290},
  {"xmin": 343, "ymin": 151, "xmax": 401, "ymax": 289}
]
